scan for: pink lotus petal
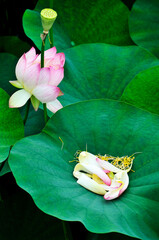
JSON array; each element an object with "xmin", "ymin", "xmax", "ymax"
[
  {"xmin": 23, "ymin": 63, "xmax": 41, "ymax": 91},
  {"xmin": 49, "ymin": 67, "xmax": 64, "ymax": 86},
  {"xmin": 48, "ymin": 53, "xmax": 65, "ymax": 69},
  {"xmin": 79, "ymin": 152, "xmax": 111, "ymax": 186},
  {"xmin": 44, "ymin": 47, "xmax": 57, "ymax": 58},
  {"xmin": 32, "ymin": 84, "xmax": 61, "ymax": 103},
  {"xmin": 15, "ymin": 54, "xmax": 26, "ymax": 83},
  {"xmin": 35, "ymin": 47, "xmax": 57, "ymax": 64},
  {"xmin": 103, "ymin": 169, "xmax": 110, "ymax": 173},
  {"xmin": 104, "ymin": 190, "xmax": 120, "ymax": 200},
  {"xmin": 82, "ymin": 163, "xmax": 111, "ymax": 186},
  {"xmin": 25, "ymin": 47, "xmax": 37, "ymax": 63},
  {"xmin": 46, "ymin": 99, "xmax": 63, "ymax": 113},
  {"xmin": 104, "ymin": 172, "xmax": 129, "ymax": 200},
  {"xmin": 38, "ymin": 67, "xmax": 50, "ymax": 85},
  {"xmin": 9, "ymin": 89, "xmax": 31, "ymax": 108},
  {"xmin": 96, "ymin": 158, "xmax": 123, "ymax": 173}
]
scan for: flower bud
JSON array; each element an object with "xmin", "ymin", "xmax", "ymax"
[{"xmin": 40, "ymin": 8, "xmax": 57, "ymax": 34}]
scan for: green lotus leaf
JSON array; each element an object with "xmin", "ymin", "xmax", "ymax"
[
  {"xmin": 0, "ymin": 88, "xmax": 24, "ymax": 162},
  {"xmin": 59, "ymin": 43, "xmax": 159, "ymax": 107},
  {"xmin": 0, "ymin": 160, "xmax": 10, "ymax": 177},
  {"xmin": 9, "ymin": 99, "xmax": 159, "ymax": 240},
  {"xmin": 23, "ymin": 9, "xmax": 72, "ymax": 51},
  {"xmin": 129, "ymin": 0, "xmax": 159, "ymax": 58},
  {"xmin": 121, "ymin": 65, "xmax": 159, "ymax": 115},
  {"xmin": 0, "ymin": 53, "xmax": 18, "ymax": 95},
  {"xmin": 23, "ymin": 0, "xmax": 133, "ymax": 51},
  {"xmin": 0, "ymin": 36, "xmax": 30, "ymax": 58}
]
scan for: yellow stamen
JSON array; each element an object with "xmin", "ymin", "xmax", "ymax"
[
  {"xmin": 107, "ymin": 172, "xmax": 114, "ymax": 180},
  {"xmin": 59, "ymin": 137, "xmax": 64, "ymax": 150},
  {"xmin": 117, "ymin": 180, "xmax": 124, "ymax": 191},
  {"xmin": 92, "ymin": 174, "xmax": 104, "ymax": 184}
]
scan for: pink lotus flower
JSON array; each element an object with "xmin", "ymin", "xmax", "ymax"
[{"xmin": 9, "ymin": 47, "xmax": 65, "ymax": 113}]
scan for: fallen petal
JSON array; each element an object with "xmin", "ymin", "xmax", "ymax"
[
  {"xmin": 79, "ymin": 152, "xmax": 111, "ymax": 186},
  {"xmin": 77, "ymin": 173, "xmax": 106, "ymax": 195},
  {"xmin": 96, "ymin": 157, "xmax": 124, "ymax": 173}
]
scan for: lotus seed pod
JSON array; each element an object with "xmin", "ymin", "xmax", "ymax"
[{"xmin": 40, "ymin": 8, "xmax": 57, "ymax": 33}]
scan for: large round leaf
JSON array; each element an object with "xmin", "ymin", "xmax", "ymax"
[
  {"xmin": 0, "ymin": 53, "xmax": 18, "ymax": 95},
  {"xmin": 121, "ymin": 65, "xmax": 159, "ymax": 115},
  {"xmin": 9, "ymin": 99, "xmax": 159, "ymax": 240},
  {"xmin": 23, "ymin": 0, "xmax": 133, "ymax": 51},
  {"xmin": 0, "ymin": 88, "xmax": 24, "ymax": 162},
  {"xmin": 129, "ymin": 0, "xmax": 159, "ymax": 58},
  {"xmin": 0, "ymin": 36, "xmax": 30, "ymax": 58},
  {"xmin": 59, "ymin": 43, "xmax": 159, "ymax": 106}
]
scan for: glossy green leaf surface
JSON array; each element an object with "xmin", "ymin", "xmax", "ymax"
[
  {"xmin": 9, "ymin": 99, "xmax": 159, "ymax": 240},
  {"xmin": 0, "ymin": 53, "xmax": 18, "ymax": 95},
  {"xmin": 0, "ymin": 88, "xmax": 24, "ymax": 162},
  {"xmin": 23, "ymin": 0, "xmax": 133, "ymax": 51},
  {"xmin": 129, "ymin": 0, "xmax": 159, "ymax": 58},
  {"xmin": 0, "ymin": 36, "xmax": 30, "ymax": 58},
  {"xmin": 59, "ymin": 43, "xmax": 159, "ymax": 106},
  {"xmin": 121, "ymin": 66, "xmax": 159, "ymax": 115}
]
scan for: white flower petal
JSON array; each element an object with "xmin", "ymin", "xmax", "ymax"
[
  {"xmin": 9, "ymin": 89, "xmax": 31, "ymax": 108},
  {"xmin": 73, "ymin": 163, "xmax": 92, "ymax": 179},
  {"xmin": 77, "ymin": 173, "xmax": 106, "ymax": 195},
  {"xmin": 46, "ymin": 99, "xmax": 63, "ymax": 113},
  {"xmin": 96, "ymin": 158, "xmax": 124, "ymax": 173},
  {"xmin": 79, "ymin": 151, "xmax": 111, "ymax": 186}
]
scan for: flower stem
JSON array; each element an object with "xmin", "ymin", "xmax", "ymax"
[
  {"xmin": 43, "ymin": 103, "xmax": 48, "ymax": 124},
  {"xmin": 41, "ymin": 37, "xmax": 48, "ymax": 124},
  {"xmin": 23, "ymin": 100, "xmax": 31, "ymax": 125},
  {"xmin": 49, "ymin": 27, "xmax": 53, "ymax": 48},
  {"xmin": 41, "ymin": 38, "xmax": 46, "ymax": 68}
]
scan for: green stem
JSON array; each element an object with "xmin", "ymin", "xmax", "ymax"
[
  {"xmin": 41, "ymin": 38, "xmax": 46, "ymax": 68},
  {"xmin": 49, "ymin": 27, "xmax": 53, "ymax": 48},
  {"xmin": 62, "ymin": 221, "xmax": 72, "ymax": 240},
  {"xmin": 43, "ymin": 103, "xmax": 48, "ymax": 124},
  {"xmin": 41, "ymin": 37, "xmax": 48, "ymax": 124},
  {"xmin": 23, "ymin": 100, "xmax": 31, "ymax": 125}
]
